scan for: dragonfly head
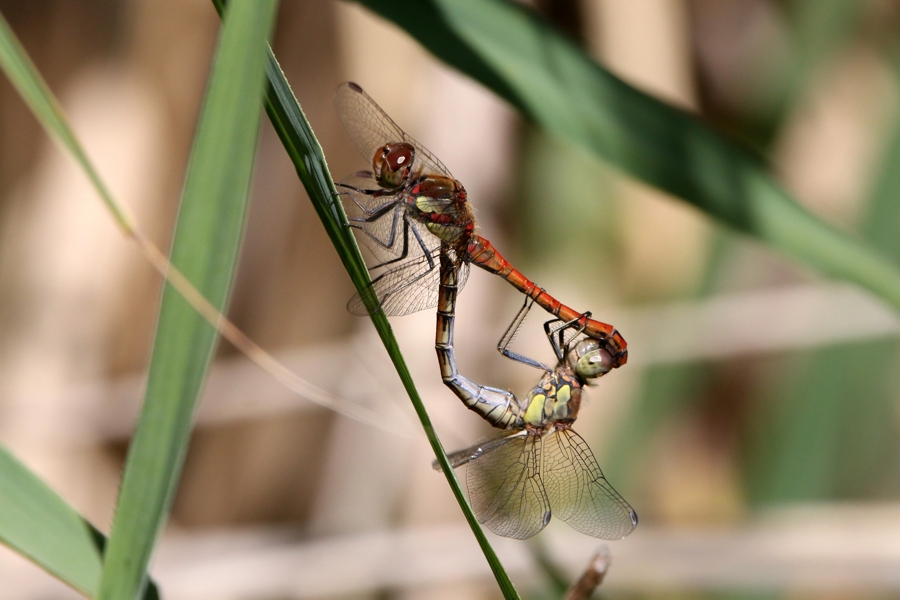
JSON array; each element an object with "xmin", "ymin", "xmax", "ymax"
[
  {"xmin": 373, "ymin": 142, "xmax": 415, "ymax": 188},
  {"xmin": 567, "ymin": 339, "xmax": 614, "ymax": 382}
]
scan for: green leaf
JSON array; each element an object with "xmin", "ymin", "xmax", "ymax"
[
  {"xmin": 356, "ymin": 0, "xmax": 900, "ymax": 315},
  {"xmin": 0, "ymin": 444, "xmax": 160, "ymax": 598},
  {"xmin": 0, "ymin": 445, "xmax": 99, "ymax": 595},
  {"xmin": 98, "ymin": 2, "xmax": 278, "ymax": 598},
  {"xmin": 210, "ymin": 1, "xmax": 519, "ymax": 596}
]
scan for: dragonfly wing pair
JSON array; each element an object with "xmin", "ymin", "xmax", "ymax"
[{"xmin": 466, "ymin": 429, "xmax": 637, "ymax": 540}]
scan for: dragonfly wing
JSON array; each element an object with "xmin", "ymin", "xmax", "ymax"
[
  {"xmin": 438, "ymin": 433, "xmax": 526, "ymax": 470},
  {"xmin": 347, "ymin": 253, "xmax": 468, "ymax": 317},
  {"xmin": 466, "ymin": 433, "xmax": 551, "ymax": 540},
  {"xmin": 334, "ymin": 82, "xmax": 454, "ymax": 180},
  {"xmin": 542, "ymin": 428, "xmax": 638, "ymax": 540}
]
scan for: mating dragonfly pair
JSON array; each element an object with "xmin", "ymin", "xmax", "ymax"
[{"xmin": 334, "ymin": 82, "xmax": 637, "ymax": 540}]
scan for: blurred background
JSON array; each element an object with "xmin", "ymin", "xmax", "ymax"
[{"xmin": 2, "ymin": 0, "xmax": 900, "ymax": 598}]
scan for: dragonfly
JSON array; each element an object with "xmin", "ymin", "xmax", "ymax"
[
  {"xmin": 334, "ymin": 82, "xmax": 628, "ymax": 367},
  {"xmin": 433, "ymin": 250, "xmax": 637, "ymax": 540}
]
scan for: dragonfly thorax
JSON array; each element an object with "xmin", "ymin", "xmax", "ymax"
[
  {"xmin": 567, "ymin": 339, "xmax": 614, "ymax": 382},
  {"xmin": 522, "ymin": 368, "xmax": 583, "ymax": 429},
  {"xmin": 408, "ymin": 175, "xmax": 474, "ymax": 245},
  {"xmin": 372, "ymin": 142, "xmax": 415, "ymax": 188}
]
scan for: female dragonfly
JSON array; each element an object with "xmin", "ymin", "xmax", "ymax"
[{"xmin": 433, "ymin": 247, "xmax": 637, "ymax": 540}]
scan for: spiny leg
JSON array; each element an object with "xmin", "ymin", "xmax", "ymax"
[
  {"xmin": 497, "ymin": 296, "xmax": 552, "ymax": 372},
  {"xmin": 543, "ymin": 311, "xmax": 591, "ymax": 363},
  {"xmin": 335, "ymin": 182, "xmax": 399, "ymax": 216},
  {"xmin": 408, "ymin": 216, "xmax": 436, "ymax": 271},
  {"xmin": 336, "ymin": 182, "xmax": 411, "ymax": 256},
  {"xmin": 348, "ymin": 201, "xmax": 406, "ymax": 257}
]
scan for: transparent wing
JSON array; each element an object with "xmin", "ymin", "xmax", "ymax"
[
  {"xmin": 542, "ymin": 428, "xmax": 638, "ymax": 540},
  {"xmin": 334, "ymin": 82, "xmax": 454, "ymax": 180},
  {"xmin": 439, "ymin": 433, "xmax": 524, "ymax": 470},
  {"xmin": 347, "ymin": 252, "xmax": 469, "ymax": 317},
  {"xmin": 466, "ymin": 433, "xmax": 551, "ymax": 540}
]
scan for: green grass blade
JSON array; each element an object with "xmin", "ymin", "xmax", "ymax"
[
  {"xmin": 0, "ymin": 444, "xmax": 160, "ymax": 598},
  {"xmin": 264, "ymin": 66, "xmax": 522, "ymax": 598},
  {"xmin": 97, "ymin": 2, "xmax": 278, "ymax": 598},
  {"xmin": 356, "ymin": 0, "xmax": 900, "ymax": 315},
  {"xmin": 262, "ymin": 45, "xmax": 523, "ymax": 600},
  {"xmin": 210, "ymin": 1, "xmax": 518, "ymax": 596}
]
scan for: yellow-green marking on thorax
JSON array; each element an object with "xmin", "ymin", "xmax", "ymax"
[
  {"xmin": 523, "ymin": 372, "xmax": 580, "ymax": 428},
  {"xmin": 523, "ymin": 389, "xmax": 547, "ymax": 427}
]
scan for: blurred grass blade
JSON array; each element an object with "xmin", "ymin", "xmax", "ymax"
[
  {"xmin": 748, "ymin": 0, "xmax": 863, "ymax": 145},
  {"xmin": 0, "ymin": 9, "xmax": 134, "ymax": 232},
  {"xmin": 0, "ymin": 2, "xmax": 396, "ymax": 434},
  {"xmin": 0, "ymin": 9, "xmax": 163, "ymax": 598},
  {"xmin": 357, "ymin": 0, "xmax": 900, "ymax": 314},
  {"xmin": 0, "ymin": 444, "xmax": 159, "ymax": 598},
  {"xmin": 744, "ymin": 53, "xmax": 900, "ymax": 504},
  {"xmin": 210, "ymin": 1, "xmax": 518, "ymax": 596},
  {"xmin": 98, "ymin": 2, "xmax": 278, "ymax": 599}
]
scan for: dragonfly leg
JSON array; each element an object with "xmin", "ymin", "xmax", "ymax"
[
  {"xmin": 367, "ymin": 243, "xmax": 437, "ymax": 297},
  {"xmin": 338, "ymin": 183, "xmax": 407, "ymax": 238},
  {"xmin": 408, "ymin": 217, "xmax": 436, "ymax": 271},
  {"xmin": 335, "ymin": 183, "xmax": 374, "ymax": 193},
  {"xmin": 360, "ymin": 212, "xmax": 436, "ymax": 273},
  {"xmin": 497, "ymin": 296, "xmax": 552, "ymax": 371},
  {"xmin": 335, "ymin": 181, "xmax": 389, "ymax": 202},
  {"xmin": 543, "ymin": 312, "xmax": 591, "ymax": 363},
  {"xmin": 347, "ymin": 196, "xmax": 402, "ymax": 220},
  {"xmin": 349, "ymin": 204, "xmax": 406, "ymax": 260},
  {"xmin": 466, "ymin": 236, "xmax": 627, "ymax": 366}
]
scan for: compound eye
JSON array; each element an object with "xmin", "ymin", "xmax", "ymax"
[
  {"xmin": 577, "ymin": 348, "xmax": 613, "ymax": 379},
  {"xmin": 372, "ymin": 143, "xmax": 414, "ymax": 188},
  {"xmin": 385, "ymin": 143, "xmax": 414, "ymax": 173},
  {"xmin": 569, "ymin": 340, "xmax": 613, "ymax": 380}
]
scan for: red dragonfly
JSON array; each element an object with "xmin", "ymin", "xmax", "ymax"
[{"xmin": 334, "ymin": 82, "xmax": 627, "ymax": 367}]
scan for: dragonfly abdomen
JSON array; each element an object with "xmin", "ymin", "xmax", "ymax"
[
  {"xmin": 436, "ymin": 249, "xmax": 523, "ymax": 429},
  {"xmin": 465, "ymin": 235, "xmax": 629, "ymax": 367}
]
